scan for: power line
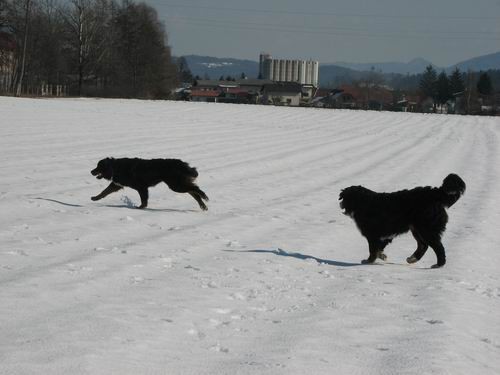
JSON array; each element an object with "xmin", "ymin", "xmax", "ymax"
[
  {"xmin": 154, "ymin": 2, "xmax": 500, "ymax": 21},
  {"xmin": 166, "ymin": 15, "xmax": 500, "ymax": 37},
  {"xmin": 166, "ymin": 17, "xmax": 500, "ymax": 41}
]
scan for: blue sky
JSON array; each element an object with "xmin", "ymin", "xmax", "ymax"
[{"xmin": 145, "ymin": 0, "xmax": 500, "ymax": 65}]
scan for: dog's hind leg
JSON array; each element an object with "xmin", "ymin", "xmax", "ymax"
[
  {"xmin": 190, "ymin": 186, "xmax": 209, "ymax": 210},
  {"xmin": 91, "ymin": 182, "xmax": 122, "ymax": 201},
  {"xmin": 407, "ymin": 228, "xmax": 429, "ymax": 264},
  {"xmin": 166, "ymin": 180, "xmax": 209, "ymax": 211},
  {"xmin": 136, "ymin": 187, "xmax": 149, "ymax": 209},
  {"xmin": 189, "ymin": 191, "xmax": 208, "ymax": 211},
  {"xmin": 377, "ymin": 240, "xmax": 391, "ymax": 261},
  {"xmin": 191, "ymin": 186, "xmax": 208, "ymax": 202}
]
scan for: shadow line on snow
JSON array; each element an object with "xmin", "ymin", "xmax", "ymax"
[
  {"xmin": 228, "ymin": 248, "xmax": 361, "ymax": 267},
  {"xmin": 103, "ymin": 204, "xmax": 198, "ymax": 213},
  {"xmin": 32, "ymin": 198, "xmax": 196, "ymax": 212},
  {"xmin": 34, "ymin": 197, "xmax": 84, "ymax": 207}
]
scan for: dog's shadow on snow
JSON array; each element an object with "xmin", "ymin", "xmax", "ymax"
[
  {"xmin": 104, "ymin": 204, "xmax": 198, "ymax": 213},
  {"xmin": 33, "ymin": 198, "xmax": 197, "ymax": 212},
  {"xmin": 34, "ymin": 197, "xmax": 84, "ymax": 207},
  {"xmin": 103, "ymin": 196, "xmax": 198, "ymax": 212},
  {"xmin": 227, "ymin": 248, "xmax": 360, "ymax": 267}
]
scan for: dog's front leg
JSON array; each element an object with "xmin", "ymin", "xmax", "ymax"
[
  {"xmin": 362, "ymin": 239, "xmax": 379, "ymax": 264},
  {"xmin": 91, "ymin": 182, "xmax": 122, "ymax": 201},
  {"xmin": 428, "ymin": 239, "xmax": 446, "ymax": 268},
  {"xmin": 136, "ymin": 187, "xmax": 149, "ymax": 209},
  {"xmin": 407, "ymin": 228, "xmax": 429, "ymax": 264}
]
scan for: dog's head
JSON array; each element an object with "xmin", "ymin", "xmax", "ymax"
[
  {"xmin": 91, "ymin": 158, "xmax": 114, "ymax": 180},
  {"xmin": 338, "ymin": 186, "xmax": 366, "ymax": 218},
  {"xmin": 441, "ymin": 173, "xmax": 466, "ymax": 207}
]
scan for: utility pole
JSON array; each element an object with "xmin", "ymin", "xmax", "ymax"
[{"xmin": 16, "ymin": 0, "xmax": 31, "ymax": 97}]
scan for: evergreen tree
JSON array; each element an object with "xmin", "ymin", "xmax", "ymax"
[
  {"xmin": 176, "ymin": 56, "xmax": 193, "ymax": 84},
  {"xmin": 448, "ymin": 67, "xmax": 465, "ymax": 95},
  {"xmin": 419, "ymin": 65, "xmax": 437, "ymax": 100},
  {"xmin": 436, "ymin": 71, "xmax": 451, "ymax": 105},
  {"xmin": 477, "ymin": 72, "xmax": 493, "ymax": 96}
]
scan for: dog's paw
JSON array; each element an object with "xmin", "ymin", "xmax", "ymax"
[
  {"xmin": 377, "ymin": 252, "xmax": 387, "ymax": 261},
  {"xmin": 406, "ymin": 255, "xmax": 418, "ymax": 264},
  {"xmin": 361, "ymin": 259, "xmax": 375, "ymax": 264},
  {"xmin": 431, "ymin": 263, "xmax": 445, "ymax": 269},
  {"xmin": 91, "ymin": 196, "xmax": 99, "ymax": 201}
]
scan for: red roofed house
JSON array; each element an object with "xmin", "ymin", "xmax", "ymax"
[
  {"xmin": 190, "ymin": 80, "xmax": 237, "ymax": 103},
  {"xmin": 340, "ymin": 84, "xmax": 394, "ymax": 110},
  {"xmin": 190, "ymin": 88, "xmax": 222, "ymax": 103},
  {"xmin": 190, "ymin": 79, "xmax": 262, "ymax": 104}
]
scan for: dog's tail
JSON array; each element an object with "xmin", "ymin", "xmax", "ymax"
[
  {"xmin": 186, "ymin": 165, "xmax": 199, "ymax": 180},
  {"xmin": 175, "ymin": 160, "xmax": 199, "ymax": 180},
  {"xmin": 440, "ymin": 173, "xmax": 466, "ymax": 208}
]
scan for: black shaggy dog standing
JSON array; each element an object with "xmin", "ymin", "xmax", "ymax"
[
  {"xmin": 339, "ymin": 174, "xmax": 466, "ymax": 268},
  {"xmin": 91, "ymin": 157, "xmax": 209, "ymax": 210}
]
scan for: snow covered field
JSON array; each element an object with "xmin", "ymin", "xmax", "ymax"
[{"xmin": 1, "ymin": 97, "xmax": 499, "ymax": 375}]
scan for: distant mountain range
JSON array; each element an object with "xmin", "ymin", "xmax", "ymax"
[
  {"xmin": 331, "ymin": 58, "xmax": 434, "ymax": 75},
  {"xmin": 182, "ymin": 55, "xmax": 259, "ymax": 80},
  {"xmin": 452, "ymin": 51, "xmax": 500, "ymax": 73},
  {"xmin": 182, "ymin": 51, "xmax": 500, "ymax": 86},
  {"xmin": 332, "ymin": 51, "xmax": 500, "ymax": 75}
]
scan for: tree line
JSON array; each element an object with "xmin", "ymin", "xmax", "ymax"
[
  {"xmin": 419, "ymin": 65, "xmax": 495, "ymax": 114},
  {"xmin": 0, "ymin": 0, "xmax": 177, "ymax": 98}
]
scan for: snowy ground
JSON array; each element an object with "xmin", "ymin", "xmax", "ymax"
[{"xmin": 0, "ymin": 97, "xmax": 499, "ymax": 375}]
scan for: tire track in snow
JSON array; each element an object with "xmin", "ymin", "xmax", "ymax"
[
  {"xmin": 0, "ymin": 112, "xmax": 453, "ymax": 287},
  {"xmin": 205, "ymin": 115, "xmax": 468, "ymax": 374},
  {"xmin": 2, "ymin": 98, "xmax": 499, "ymax": 374}
]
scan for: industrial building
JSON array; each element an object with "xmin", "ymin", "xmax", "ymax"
[{"xmin": 259, "ymin": 53, "xmax": 319, "ymax": 87}]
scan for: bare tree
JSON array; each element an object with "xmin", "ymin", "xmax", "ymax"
[
  {"xmin": 464, "ymin": 70, "xmax": 477, "ymax": 115},
  {"xmin": 112, "ymin": 1, "xmax": 176, "ymax": 98},
  {"xmin": 15, "ymin": 0, "xmax": 30, "ymax": 96},
  {"xmin": 0, "ymin": 0, "xmax": 9, "ymax": 28},
  {"xmin": 355, "ymin": 66, "xmax": 385, "ymax": 109},
  {"xmin": 2, "ymin": 0, "xmax": 175, "ymax": 98},
  {"xmin": 61, "ymin": 0, "xmax": 108, "ymax": 95}
]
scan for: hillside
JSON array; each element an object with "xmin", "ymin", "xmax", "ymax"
[
  {"xmin": 183, "ymin": 55, "xmax": 259, "ymax": 79},
  {"xmin": 450, "ymin": 51, "xmax": 500, "ymax": 73},
  {"xmin": 331, "ymin": 57, "xmax": 434, "ymax": 75},
  {"xmin": 1, "ymin": 97, "xmax": 499, "ymax": 375},
  {"xmin": 182, "ymin": 52, "xmax": 500, "ymax": 87}
]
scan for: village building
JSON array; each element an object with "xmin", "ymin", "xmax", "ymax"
[{"xmin": 261, "ymin": 82, "xmax": 303, "ymax": 106}]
